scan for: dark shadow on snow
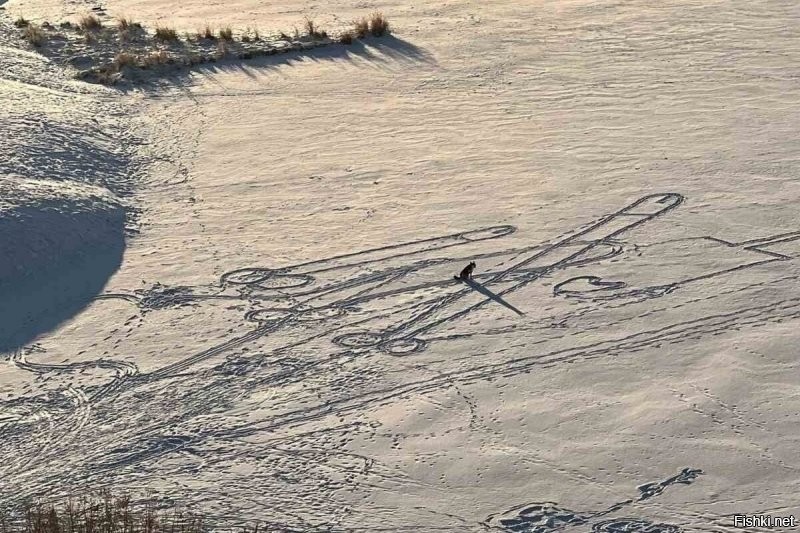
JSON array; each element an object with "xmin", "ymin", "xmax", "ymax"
[
  {"xmin": 461, "ymin": 278, "xmax": 525, "ymax": 316},
  {"xmin": 116, "ymin": 35, "xmax": 437, "ymax": 93},
  {"xmin": 0, "ymin": 206, "xmax": 126, "ymax": 353}
]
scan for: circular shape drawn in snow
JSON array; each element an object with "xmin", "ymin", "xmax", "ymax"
[
  {"xmin": 151, "ymin": 435, "xmax": 193, "ymax": 451},
  {"xmin": 295, "ymin": 306, "xmax": 347, "ymax": 322},
  {"xmin": 553, "ymin": 276, "xmax": 627, "ymax": 298},
  {"xmin": 333, "ymin": 332, "xmax": 384, "ymax": 348},
  {"xmin": 592, "ymin": 518, "xmax": 682, "ymax": 533},
  {"xmin": 460, "ymin": 225, "xmax": 516, "ymax": 242},
  {"xmin": 254, "ymin": 273, "xmax": 314, "ymax": 290},
  {"xmin": 222, "ymin": 268, "xmax": 275, "ymax": 285},
  {"xmin": 560, "ymin": 242, "xmax": 624, "ymax": 267},
  {"xmin": 380, "ymin": 337, "xmax": 427, "ymax": 356},
  {"xmin": 246, "ymin": 308, "xmax": 293, "ymax": 323}
]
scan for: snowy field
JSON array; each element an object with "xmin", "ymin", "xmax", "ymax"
[{"xmin": 1, "ymin": 0, "xmax": 800, "ymax": 531}]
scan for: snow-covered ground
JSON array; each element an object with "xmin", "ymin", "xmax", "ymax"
[
  {"xmin": 0, "ymin": 14, "xmax": 141, "ymax": 352},
  {"xmin": 2, "ymin": 0, "xmax": 800, "ymax": 531}
]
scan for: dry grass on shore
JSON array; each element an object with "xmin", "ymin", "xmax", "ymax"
[
  {"xmin": 368, "ymin": 12, "xmax": 390, "ymax": 36},
  {"xmin": 0, "ymin": 493, "xmax": 205, "ymax": 533},
  {"xmin": 12, "ymin": 11, "xmax": 392, "ymax": 84}
]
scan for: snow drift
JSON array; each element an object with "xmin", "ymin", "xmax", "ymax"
[{"xmin": 0, "ymin": 21, "xmax": 135, "ymax": 351}]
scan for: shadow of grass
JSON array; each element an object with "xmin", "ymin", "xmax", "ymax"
[{"xmin": 116, "ymin": 34, "xmax": 436, "ymax": 92}]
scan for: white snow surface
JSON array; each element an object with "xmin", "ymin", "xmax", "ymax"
[
  {"xmin": 0, "ymin": 17, "xmax": 139, "ymax": 351},
  {"xmin": 1, "ymin": 0, "xmax": 800, "ymax": 532}
]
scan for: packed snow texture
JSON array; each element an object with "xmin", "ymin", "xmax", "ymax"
[
  {"xmin": 0, "ymin": 20, "xmax": 136, "ymax": 350},
  {"xmin": 1, "ymin": 1, "xmax": 800, "ymax": 532}
]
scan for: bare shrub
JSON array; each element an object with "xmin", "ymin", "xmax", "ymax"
[
  {"xmin": 368, "ymin": 12, "xmax": 389, "ymax": 36},
  {"xmin": 3, "ymin": 493, "xmax": 206, "ymax": 533},
  {"xmin": 117, "ymin": 16, "xmax": 133, "ymax": 30},
  {"xmin": 154, "ymin": 25, "xmax": 179, "ymax": 41},
  {"xmin": 113, "ymin": 50, "xmax": 137, "ymax": 68},
  {"xmin": 79, "ymin": 64, "xmax": 117, "ymax": 84},
  {"xmin": 143, "ymin": 50, "xmax": 169, "ymax": 66},
  {"xmin": 303, "ymin": 18, "xmax": 329, "ymax": 39},
  {"xmin": 14, "ymin": 16, "xmax": 29, "ymax": 28},
  {"xmin": 353, "ymin": 17, "xmax": 369, "ymax": 38},
  {"xmin": 202, "ymin": 24, "xmax": 215, "ymax": 40},
  {"xmin": 304, "ymin": 17, "xmax": 316, "ymax": 36},
  {"xmin": 338, "ymin": 30, "xmax": 354, "ymax": 44},
  {"xmin": 278, "ymin": 31, "xmax": 291, "ymax": 41},
  {"xmin": 218, "ymin": 26, "xmax": 233, "ymax": 41},
  {"xmin": 23, "ymin": 23, "xmax": 46, "ymax": 47},
  {"xmin": 79, "ymin": 14, "xmax": 102, "ymax": 31}
]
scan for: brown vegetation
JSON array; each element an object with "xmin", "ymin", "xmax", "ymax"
[
  {"xmin": 23, "ymin": 24, "xmax": 46, "ymax": 47},
  {"xmin": 154, "ymin": 25, "xmax": 179, "ymax": 42},
  {"xmin": 368, "ymin": 12, "xmax": 390, "ymax": 36},
  {"xmin": 241, "ymin": 27, "xmax": 261, "ymax": 43},
  {"xmin": 113, "ymin": 50, "xmax": 137, "ymax": 68},
  {"xmin": 14, "ymin": 10, "xmax": 391, "ymax": 84},
  {"xmin": 353, "ymin": 17, "xmax": 369, "ymax": 39},
  {"xmin": 338, "ymin": 30, "xmax": 354, "ymax": 45},
  {"xmin": 117, "ymin": 17, "xmax": 133, "ymax": 30},
  {"xmin": 79, "ymin": 14, "xmax": 102, "ymax": 31},
  {"xmin": 0, "ymin": 493, "xmax": 205, "ymax": 533},
  {"xmin": 351, "ymin": 13, "xmax": 390, "ymax": 39},
  {"xmin": 143, "ymin": 50, "xmax": 169, "ymax": 66},
  {"xmin": 218, "ymin": 26, "xmax": 233, "ymax": 41},
  {"xmin": 304, "ymin": 18, "xmax": 327, "ymax": 39}
]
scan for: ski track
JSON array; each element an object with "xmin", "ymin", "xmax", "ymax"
[{"xmin": 2, "ymin": 0, "xmax": 800, "ymax": 531}]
